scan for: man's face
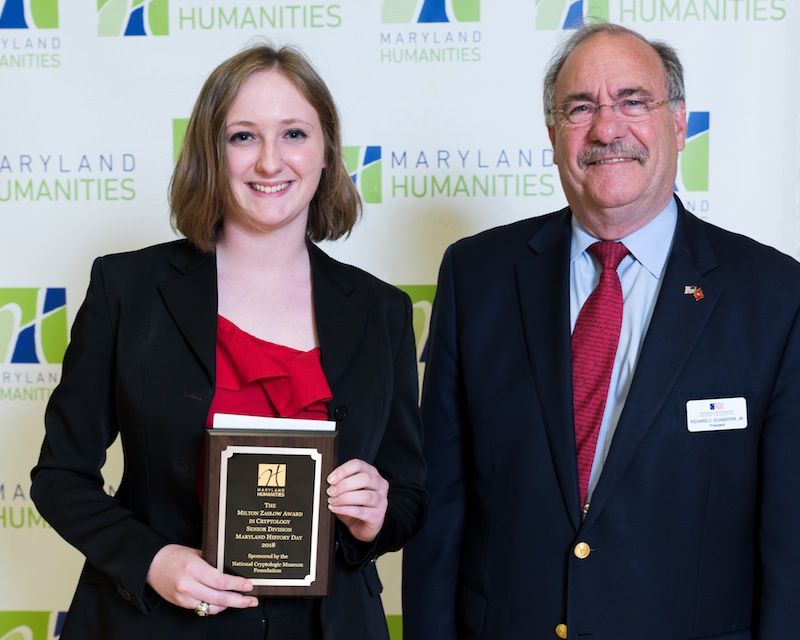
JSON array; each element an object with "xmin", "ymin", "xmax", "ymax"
[{"xmin": 548, "ymin": 33, "xmax": 686, "ymax": 231}]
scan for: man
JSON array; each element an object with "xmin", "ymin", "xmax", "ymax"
[{"xmin": 403, "ymin": 23, "xmax": 800, "ymax": 640}]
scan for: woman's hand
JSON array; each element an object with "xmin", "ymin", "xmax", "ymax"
[
  {"xmin": 146, "ymin": 544, "xmax": 259, "ymax": 615},
  {"xmin": 327, "ymin": 459, "xmax": 389, "ymax": 543}
]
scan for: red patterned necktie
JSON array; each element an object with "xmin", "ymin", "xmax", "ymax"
[{"xmin": 572, "ymin": 241, "xmax": 629, "ymax": 511}]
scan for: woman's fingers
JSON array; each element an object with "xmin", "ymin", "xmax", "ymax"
[{"xmin": 146, "ymin": 544, "xmax": 258, "ymax": 614}]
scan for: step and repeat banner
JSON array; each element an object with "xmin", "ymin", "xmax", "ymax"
[{"xmin": 2, "ymin": 1, "xmax": 798, "ymax": 637}]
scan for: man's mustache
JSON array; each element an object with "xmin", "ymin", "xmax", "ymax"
[{"xmin": 578, "ymin": 141, "xmax": 649, "ymax": 169}]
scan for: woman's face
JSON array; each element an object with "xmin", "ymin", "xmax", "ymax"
[{"xmin": 223, "ymin": 68, "xmax": 326, "ymax": 238}]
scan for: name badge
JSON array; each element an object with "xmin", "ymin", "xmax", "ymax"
[{"xmin": 686, "ymin": 397, "xmax": 747, "ymax": 432}]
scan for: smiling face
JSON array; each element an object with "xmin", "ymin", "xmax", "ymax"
[
  {"xmin": 548, "ymin": 33, "xmax": 686, "ymax": 238},
  {"xmin": 224, "ymin": 68, "xmax": 326, "ymax": 239}
]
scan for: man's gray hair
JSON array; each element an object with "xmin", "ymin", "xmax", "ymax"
[{"xmin": 542, "ymin": 23, "xmax": 685, "ymax": 127}]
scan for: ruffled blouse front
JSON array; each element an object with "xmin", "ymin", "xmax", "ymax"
[{"xmin": 206, "ymin": 315, "xmax": 333, "ymax": 425}]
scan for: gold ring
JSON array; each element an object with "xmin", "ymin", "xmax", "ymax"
[{"xmin": 194, "ymin": 601, "xmax": 210, "ymax": 617}]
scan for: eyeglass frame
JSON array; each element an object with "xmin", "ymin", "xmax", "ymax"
[{"xmin": 550, "ymin": 98, "xmax": 675, "ymax": 127}]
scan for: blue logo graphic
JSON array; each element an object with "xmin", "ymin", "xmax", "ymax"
[
  {"xmin": 344, "ymin": 146, "xmax": 382, "ymax": 204},
  {"xmin": 535, "ymin": 0, "xmax": 608, "ymax": 30},
  {"xmin": 98, "ymin": 0, "xmax": 168, "ymax": 37},
  {"xmin": 0, "ymin": 0, "xmax": 58, "ymax": 29},
  {"xmin": 678, "ymin": 111, "xmax": 710, "ymax": 192},
  {"xmin": 0, "ymin": 288, "xmax": 67, "ymax": 364},
  {"xmin": 0, "ymin": 610, "xmax": 66, "ymax": 639},
  {"xmin": 382, "ymin": 0, "xmax": 480, "ymax": 24}
]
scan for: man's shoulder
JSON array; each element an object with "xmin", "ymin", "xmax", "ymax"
[
  {"xmin": 689, "ymin": 214, "xmax": 800, "ymax": 278},
  {"xmin": 448, "ymin": 209, "xmax": 568, "ymax": 262}
]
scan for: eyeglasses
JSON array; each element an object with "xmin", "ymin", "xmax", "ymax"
[{"xmin": 552, "ymin": 98, "xmax": 671, "ymax": 126}]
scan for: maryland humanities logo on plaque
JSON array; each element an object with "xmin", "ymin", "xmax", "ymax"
[
  {"xmin": 257, "ymin": 461, "xmax": 287, "ymax": 498},
  {"xmin": 0, "ymin": 0, "xmax": 61, "ymax": 68},
  {"xmin": 98, "ymin": 0, "xmax": 168, "ymax": 36},
  {"xmin": 259, "ymin": 463, "xmax": 287, "ymax": 488},
  {"xmin": 344, "ymin": 146, "xmax": 382, "ymax": 204},
  {"xmin": 379, "ymin": 0, "xmax": 482, "ymax": 63}
]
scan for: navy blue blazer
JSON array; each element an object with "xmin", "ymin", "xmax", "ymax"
[
  {"xmin": 31, "ymin": 240, "xmax": 426, "ymax": 640},
  {"xmin": 403, "ymin": 198, "xmax": 800, "ymax": 640}
]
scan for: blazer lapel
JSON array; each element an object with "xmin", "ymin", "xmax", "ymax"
[
  {"xmin": 516, "ymin": 210, "xmax": 582, "ymax": 530},
  {"xmin": 585, "ymin": 203, "xmax": 721, "ymax": 525},
  {"xmin": 157, "ymin": 243, "xmax": 218, "ymax": 383},
  {"xmin": 309, "ymin": 243, "xmax": 368, "ymax": 391}
]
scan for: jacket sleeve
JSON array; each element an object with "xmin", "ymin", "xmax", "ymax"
[
  {"xmin": 757, "ymin": 305, "xmax": 800, "ymax": 636},
  {"xmin": 338, "ymin": 290, "xmax": 428, "ymax": 565},
  {"xmin": 30, "ymin": 257, "xmax": 169, "ymax": 613},
  {"xmin": 402, "ymin": 245, "xmax": 466, "ymax": 640},
  {"xmin": 372, "ymin": 290, "xmax": 427, "ymax": 557}
]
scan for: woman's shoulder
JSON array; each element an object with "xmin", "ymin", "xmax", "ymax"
[
  {"xmin": 96, "ymin": 238, "xmax": 202, "ymax": 269},
  {"xmin": 91, "ymin": 239, "xmax": 212, "ymax": 295},
  {"xmin": 309, "ymin": 243, "xmax": 409, "ymax": 307}
]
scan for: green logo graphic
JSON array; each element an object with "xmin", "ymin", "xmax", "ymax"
[
  {"xmin": 0, "ymin": 612, "xmax": 50, "ymax": 640},
  {"xmin": 535, "ymin": 0, "xmax": 608, "ymax": 30},
  {"xmin": 98, "ymin": 0, "xmax": 168, "ymax": 37},
  {"xmin": 0, "ymin": 288, "xmax": 67, "ymax": 364},
  {"xmin": 172, "ymin": 117, "xmax": 189, "ymax": 163},
  {"xmin": 386, "ymin": 614, "xmax": 402, "ymax": 640},
  {"xmin": 679, "ymin": 111, "xmax": 709, "ymax": 192},
  {"xmin": 397, "ymin": 285, "xmax": 436, "ymax": 364},
  {"xmin": 343, "ymin": 146, "xmax": 382, "ymax": 204},
  {"xmin": 0, "ymin": 0, "xmax": 58, "ymax": 29},
  {"xmin": 382, "ymin": 0, "xmax": 479, "ymax": 24}
]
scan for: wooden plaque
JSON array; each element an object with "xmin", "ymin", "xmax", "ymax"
[{"xmin": 202, "ymin": 429, "xmax": 337, "ymax": 596}]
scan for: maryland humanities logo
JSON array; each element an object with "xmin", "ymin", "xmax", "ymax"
[
  {"xmin": 120, "ymin": 1, "xmax": 343, "ymax": 32},
  {"xmin": 0, "ymin": 289, "xmax": 66, "ymax": 365},
  {"xmin": 0, "ymin": 0, "xmax": 57, "ymax": 28},
  {"xmin": 535, "ymin": 0, "xmax": 608, "ymax": 29},
  {"xmin": 0, "ymin": 0, "xmax": 61, "ymax": 68},
  {"xmin": 536, "ymin": 0, "xmax": 785, "ymax": 25},
  {"xmin": 344, "ymin": 146, "xmax": 382, "ymax": 204},
  {"xmin": 0, "ymin": 611, "xmax": 65, "ymax": 640},
  {"xmin": 397, "ymin": 285, "xmax": 436, "ymax": 384},
  {"xmin": 382, "ymin": 0, "xmax": 480, "ymax": 23},
  {"xmin": 98, "ymin": 0, "xmax": 168, "ymax": 36},
  {"xmin": 258, "ymin": 464, "xmax": 287, "ymax": 488},
  {"xmin": 172, "ymin": 118, "xmax": 189, "ymax": 163},
  {"xmin": 380, "ymin": 0, "xmax": 482, "ymax": 63},
  {"xmin": 379, "ymin": 145, "xmax": 557, "ymax": 199},
  {"xmin": 0, "ymin": 152, "xmax": 137, "ymax": 202},
  {"xmin": 679, "ymin": 111, "xmax": 709, "ymax": 192}
]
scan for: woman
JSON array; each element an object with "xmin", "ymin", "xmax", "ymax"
[{"xmin": 31, "ymin": 45, "xmax": 426, "ymax": 640}]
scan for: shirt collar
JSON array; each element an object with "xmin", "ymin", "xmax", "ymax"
[{"xmin": 569, "ymin": 198, "xmax": 678, "ymax": 279}]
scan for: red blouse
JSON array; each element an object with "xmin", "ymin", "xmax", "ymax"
[{"xmin": 206, "ymin": 315, "xmax": 333, "ymax": 425}]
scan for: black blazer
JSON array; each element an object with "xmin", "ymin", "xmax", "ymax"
[
  {"xmin": 403, "ymin": 198, "xmax": 800, "ymax": 640},
  {"xmin": 31, "ymin": 239, "xmax": 426, "ymax": 640}
]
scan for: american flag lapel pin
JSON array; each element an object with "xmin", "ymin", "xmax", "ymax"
[{"xmin": 684, "ymin": 285, "xmax": 704, "ymax": 301}]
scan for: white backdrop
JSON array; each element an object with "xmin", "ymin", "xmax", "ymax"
[{"xmin": 2, "ymin": 1, "xmax": 798, "ymax": 637}]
